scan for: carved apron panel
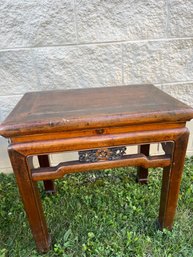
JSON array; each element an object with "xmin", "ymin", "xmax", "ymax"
[{"xmin": 79, "ymin": 146, "xmax": 127, "ymax": 163}]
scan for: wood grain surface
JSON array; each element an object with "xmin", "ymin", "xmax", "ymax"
[{"xmin": 1, "ymin": 85, "xmax": 193, "ymax": 137}]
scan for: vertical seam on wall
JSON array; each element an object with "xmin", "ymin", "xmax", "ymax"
[
  {"xmin": 31, "ymin": 49, "xmax": 41, "ymax": 91},
  {"xmin": 73, "ymin": 0, "xmax": 79, "ymax": 44},
  {"xmin": 187, "ymin": 120, "xmax": 193, "ymax": 153},
  {"xmin": 121, "ymin": 44, "xmax": 124, "ymax": 85},
  {"xmin": 166, "ymin": 0, "xmax": 170, "ymax": 38}
]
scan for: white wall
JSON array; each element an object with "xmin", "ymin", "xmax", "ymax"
[{"xmin": 0, "ymin": 1, "xmax": 193, "ymax": 172}]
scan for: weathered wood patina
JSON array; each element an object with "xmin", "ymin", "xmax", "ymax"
[{"xmin": 1, "ymin": 85, "xmax": 193, "ymax": 252}]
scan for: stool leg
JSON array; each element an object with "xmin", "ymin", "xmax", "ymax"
[
  {"xmin": 9, "ymin": 149, "xmax": 51, "ymax": 252},
  {"xmin": 158, "ymin": 129, "xmax": 189, "ymax": 230},
  {"xmin": 38, "ymin": 155, "xmax": 56, "ymax": 194},
  {"xmin": 137, "ymin": 144, "xmax": 150, "ymax": 184}
]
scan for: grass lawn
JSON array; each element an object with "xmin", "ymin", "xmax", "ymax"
[{"xmin": 0, "ymin": 157, "xmax": 193, "ymax": 257}]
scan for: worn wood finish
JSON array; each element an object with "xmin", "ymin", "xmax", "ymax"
[
  {"xmin": 1, "ymin": 85, "xmax": 193, "ymax": 253},
  {"xmin": 137, "ymin": 144, "xmax": 150, "ymax": 184},
  {"xmin": 32, "ymin": 154, "xmax": 171, "ymax": 181},
  {"xmin": 38, "ymin": 155, "xmax": 56, "ymax": 194},
  {"xmin": 8, "ymin": 149, "xmax": 51, "ymax": 252},
  {"xmin": 1, "ymin": 85, "xmax": 193, "ymax": 138},
  {"xmin": 11, "ymin": 122, "xmax": 186, "ymax": 144},
  {"xmin": 158, "ymin": 129, "xmax": 189, "ymax": 229},
  {"xmin": 9, "ymin": 128, "xmax": 188, "ymax": 156}
]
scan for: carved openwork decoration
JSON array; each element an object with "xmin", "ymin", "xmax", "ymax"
[{"xmin": 79, "ymin": 146, "xmax": 127, "ymax": 163}]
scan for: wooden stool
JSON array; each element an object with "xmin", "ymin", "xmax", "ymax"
[{"xmin": 0, "ymin": 85, "xmax": 193, "ymax": 252}]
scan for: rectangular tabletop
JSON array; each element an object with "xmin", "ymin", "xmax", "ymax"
[{"xmin": 1, "ymin": 85, "xmax": 193, "ymax": 137}]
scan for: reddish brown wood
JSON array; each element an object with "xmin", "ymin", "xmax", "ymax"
[
  {"xmin": 158, "ymin": 129, "xmax": 189, "ymax": 229},
  {"xmin": 137, "ymin": 144, "xmax": 150, "ymax": 184},
  {"xmin": 0, "ymin": 85, "xmax": 193, "ymax": 253},
  {"xmin": 9, "ymin": 128, "xmax": 188, "ymax": 156},
  {"xmin": 11, "ymin": 122, "xmax": 185, "ymax": 144},
  {"xmin": 38, "ymin": 155, "xmax": 56, "ymax": 194},
  {"xmin": 8, "ymin": 149, "xmax": 51, "ymax": 252},
  {"xmin": 1, "ymin": 85, "xmax": 193, "ymax": 138},
  {"xmin": 32, "ymin": 154, "xmax": 171, "ymax": 181}
]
